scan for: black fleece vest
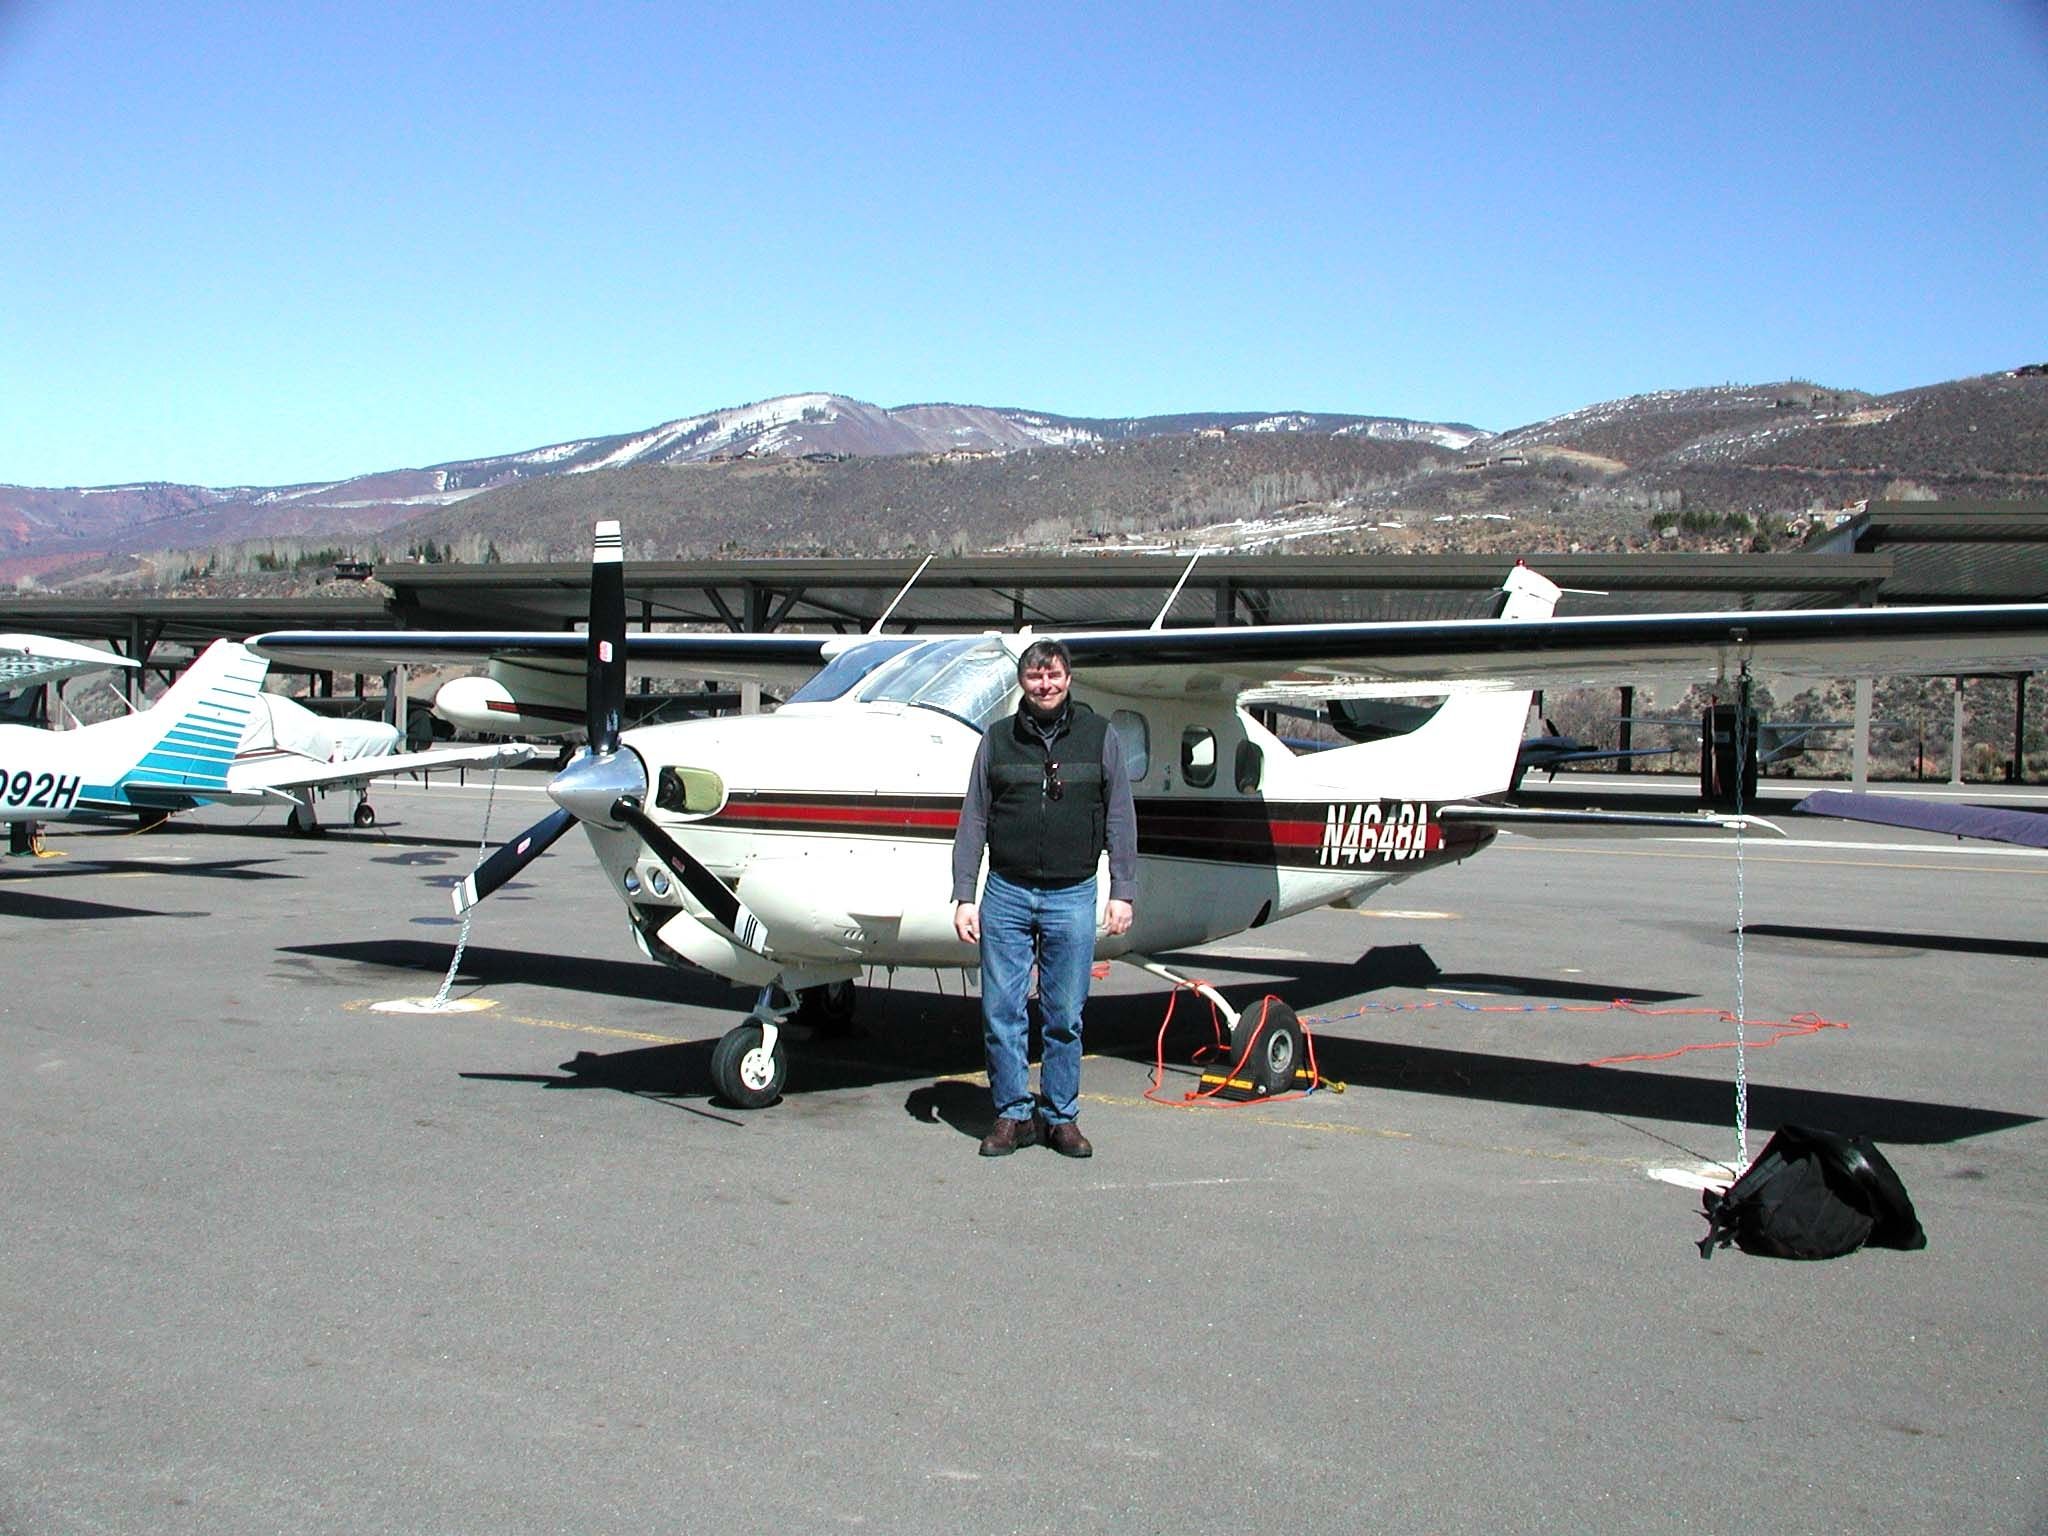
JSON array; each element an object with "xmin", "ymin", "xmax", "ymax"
[{"xmin": 985, "ymin": 704, "xmax": 1110, "ymax": 885}]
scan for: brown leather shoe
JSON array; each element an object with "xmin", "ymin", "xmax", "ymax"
[
  {"xmin": 1045, "ymin": 1121, "xmax": 1093, "ymax": 1158},
  {"xmin": 978, "ymin": 1115, "xmax": 1041, "ymax": 1157}
]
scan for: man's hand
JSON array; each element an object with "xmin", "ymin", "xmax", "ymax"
[
  {"xmin": 954, "ymin": 902, "xmax": 980, "ymax": 943},
  {"xmin": 1104, "ymin": 898, "xmax": 1133, "ymax": 936}
]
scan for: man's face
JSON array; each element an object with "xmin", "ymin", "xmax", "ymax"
[{"xmin": 1020, "ymin": 658, "xmax": 1071, "ymax": 716}]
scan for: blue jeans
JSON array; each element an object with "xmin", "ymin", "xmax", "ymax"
[{"xmin": 978, "ymin": 870, "xmax": 1098, "ymax": 1126}]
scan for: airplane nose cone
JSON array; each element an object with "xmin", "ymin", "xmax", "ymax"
[{"xmin": 548, "ymin": 747, "xmax": 648, "ymax": 827}]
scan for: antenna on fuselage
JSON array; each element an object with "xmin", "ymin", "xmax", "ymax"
[
  {"xmin": 869, "ymin": 555, "xmax": 934, "ymax": 634},
  {"xmin": 1150, "ymin": 549, "xmax": 1206, "ymax": 631}
]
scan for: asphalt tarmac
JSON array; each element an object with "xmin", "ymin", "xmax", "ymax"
[{"xmin": 3, "ymin": 774, "xmax": 2043, "ymax": 1535}]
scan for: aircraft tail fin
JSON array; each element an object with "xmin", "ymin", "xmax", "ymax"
[
  {"xmin": 110, "ymin": 640, "xmax": 272, "ymax": 799},
  {"xmin": 1293, "ymin": 566, "xmax": 1562, "ymax": 802}
]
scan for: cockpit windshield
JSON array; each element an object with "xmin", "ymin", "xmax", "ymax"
[
  {"xmin": 783, "ymin": 638, "xmax": 920, "ymax": 705},
  {"xmin": 853, "ymin": 637, "xmax": 1017, "ymax": 731}
]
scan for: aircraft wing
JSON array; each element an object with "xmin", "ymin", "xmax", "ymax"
[
  {"xmin": 224, "ymin": 740, "xmax": 537, "ymax": 797},
  {"xmin": 252, "ymin": 599, "xmax": 2048, "ymax": 703},
  {"xmin": 1791, "ymin": 790, "xmax": 2048, "ymax": 850},
  {"xmin": 1059, "ymin": 601, "xmax": 2048, "ymax": 698},
  {"xmin": 0, "ymin": 633, "xmax": 140, "ymax": 690},
  {"xmin": 247, "ymin": 630, "xmax": 833, "ymax": 690}
]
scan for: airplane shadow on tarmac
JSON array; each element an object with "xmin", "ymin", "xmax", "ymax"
[
  {"xmin": 279, "ymin": 937, "xmax": 2039, "ymax": 1147},
  {"xmin": 1740, "ymin": 922, "xmax": 2048, "ymax": 962},
  {"xmin": 0, "ymin": 855, "xmax": 296, "ymax": 888},
  {"xmin": 281, "ymin": 938, "xmax": 745, "ymax": 1008},
  {"xmin": 0, "ymin": 889, "xmax": 216, "ymax": 921},
  {"xmin": 1132, "ymin": 941, "xmax": 2040, "ymax": 1147}
]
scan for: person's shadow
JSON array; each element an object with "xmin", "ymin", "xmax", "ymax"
[{"xmin": 904, "ymin": 1078, "xmax": 995, "ymax": 1139}]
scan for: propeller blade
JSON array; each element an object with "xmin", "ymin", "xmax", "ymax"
[
  {"xmin": 452, "ymin": 807, "xmax": 577, "ymax": 917},
  {"xmin": 612, "ymin": 796, "xmax": 770, "ymax": 955},
  {"xmin": 586, "ymin": 519, "xmax": 627, "ymax": 756}
]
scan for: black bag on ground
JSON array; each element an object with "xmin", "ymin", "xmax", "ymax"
[{"xmin": 1698, "ymin": 1124, "xmax": 1927, "ymax": 1260}]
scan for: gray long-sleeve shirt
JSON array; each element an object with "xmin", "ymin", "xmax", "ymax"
[{"xmin": 951, "ymin": 711, "xmax": 1138, "ymax": 905}]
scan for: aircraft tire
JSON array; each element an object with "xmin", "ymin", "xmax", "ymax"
[
  {"xmin": 710, "ymin": 1021, "xmax": 787, "ymax": 1109},
  {"xmin": 1234, "ymin": 999, "xmax": 1302, "ymax": 1097},
  {"xmin": 797, "ymin": 979, "xmax": 857, "ymax": 1034},
  {"xmin": 353, "ymin": 802, "xmax": 377, "ymax": 827}
]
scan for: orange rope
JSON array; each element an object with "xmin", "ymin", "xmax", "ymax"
[
  {"xmin": 1145, "ymin": 984, "xmax": 1325, "ymax": 1107},
  {"xmin": 1579, "ymin": 1008, "xmax": 1847, "ymax": 1067}
]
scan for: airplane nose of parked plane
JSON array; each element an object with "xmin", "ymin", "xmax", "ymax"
[{"xmin": 548, "ymin": 745, "xmax": 648, "ymax": 828}]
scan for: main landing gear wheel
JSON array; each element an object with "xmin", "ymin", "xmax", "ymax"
[
  {"xmin": 1233, "ymin": 1000, "xmax": 1304, "ymax": 1097},
  {"xmin": 353, "ymin": 801, "xmax": 377, "ymax": 828},
  {"xmin": 710, "ymin": 1021, "xmax": 787, "ymax": 1109},
  {"xmin": 797, "ymin": 979, "xmax": 857, "ymax": 1034}
]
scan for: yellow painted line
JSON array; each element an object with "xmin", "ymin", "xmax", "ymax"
[
  {"xmin": 495, "ymin": 1014, "xmax": 689, "ymax": 1046},
  {"xmin": 346, "ymin": 1002, "xmax": 1679, "ymax": 1174},
  {"xmin": 1083, "ymin": 1081, "xmax": 1670, "ymax": 1172}
]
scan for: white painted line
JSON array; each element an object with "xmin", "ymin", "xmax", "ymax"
[
  {"xmin": 1647, "ymin": 1164, "xmax": 1735, "ymax": 1193},
  {"xmin": 1765, "ymin": 837, "xmax": 2047, "ymax": 859}
]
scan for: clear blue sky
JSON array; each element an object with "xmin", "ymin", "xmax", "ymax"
[{"xmin": 3, "ymin": 0, "xmax": 2044, "ymax": 488}]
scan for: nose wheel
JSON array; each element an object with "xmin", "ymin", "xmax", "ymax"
[{"xmin": 710, "ymin": 1018, "xmax": 787, "ymax": 1109}]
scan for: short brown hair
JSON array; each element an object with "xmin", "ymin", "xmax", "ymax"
[{"xmin": 1017, "ymin": 639, "xmax": 1073, "ymax": 680}]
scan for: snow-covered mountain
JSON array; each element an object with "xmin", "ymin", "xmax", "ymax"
[{"xmin": 0, "ymin": 395, "xmax": 1480, "ymax": 578}]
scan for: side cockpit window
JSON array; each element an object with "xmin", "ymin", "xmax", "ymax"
[
  {"xmin": 858, "ymin": 637, "xmax": 1016, "ymax": 731},
  {"xmin": 785, "ymin": 639, "xmax": 920, "ymax": 704}
]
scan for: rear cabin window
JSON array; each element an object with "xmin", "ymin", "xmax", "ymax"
[
  {"xmin": 1234, "ymin": 740, "xmax": 1263, "ymax": 794},
  {"xmin": 1181, "ymin": 726, "xmax": 1217, "ymax": 788},
  {"xmin": 1111, "ymin": 709, "xmax": 1150, "ymax": 780}
]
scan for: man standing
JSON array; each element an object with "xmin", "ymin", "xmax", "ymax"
[{"xmin": 953, "ymin": 640, "xmax": 1137, "ymax": 1158}]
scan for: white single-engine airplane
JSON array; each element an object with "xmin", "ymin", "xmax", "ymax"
[
  {"xmin": 0, "ymin": 636, "xmax": 533, "ymax": 833},
  {"xmin": 250, "ymin": 522, "xmax": 2048, "ymax": 1109},
  {"xmin": 1, "ymin": 638, "xmax": 272, "ymax": 826},
  {"xmin": 226, "ymin": 686, "xmax": 533, "ymax": 831}
]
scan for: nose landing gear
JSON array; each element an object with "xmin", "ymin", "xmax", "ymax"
[{"xmin": 708, "ymin": 985, "xmax": 795, "ymax": 1109}]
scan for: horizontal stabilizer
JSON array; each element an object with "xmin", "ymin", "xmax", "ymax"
[{"xmin": 1440, "ymin": 804, "xmax": 1783, "ymax": 838}]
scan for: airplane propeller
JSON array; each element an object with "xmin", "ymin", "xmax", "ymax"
[
  {"xmin": 611, "ymin": 794, "xmax": 770, "ymax": 955},
  {"xmin": 452, "ymin": 806, "xmax": 576, "ymax": 915},
  {"xmin": 449, "ymin": 518, "xmax": 643, "ymax": 915},
  {"xmin": 449, "ymin": 519, "xmax": 774, "ymax": 959},
  {"xmin": 585, "ymin": 519, "xmax": 627, "ymax": 756}
]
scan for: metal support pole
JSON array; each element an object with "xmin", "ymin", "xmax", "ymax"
[
  {"xmin": 1951, "ymin": 679, "xmax": 1966, "ymax": 786},
  {"xmin": 2013, "ymin": 675, "xmax": 2028, "ymax": 783},
  {"xmin": 1851, "ymin": 677, "xmax": 1873, "ymax": 789}
]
